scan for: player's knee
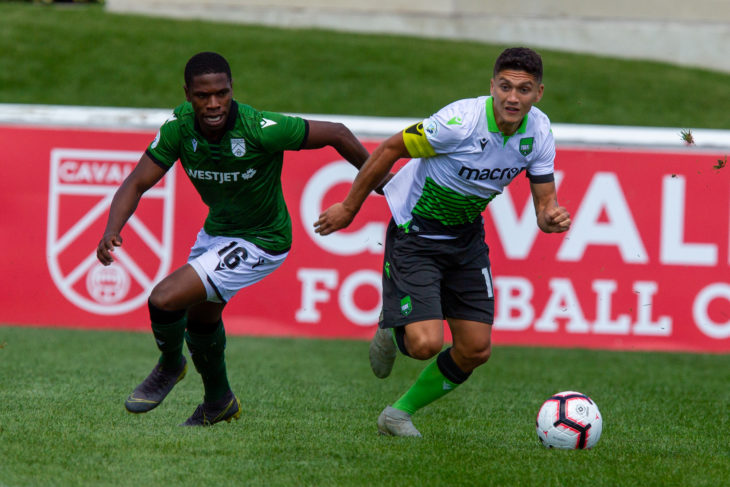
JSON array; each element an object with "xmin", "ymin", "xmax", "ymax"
[
  {"xmin": 406, "ymin": 335, "xmax": 443, "ymax": 360},
  {"xmin": 473, "ymin": 345, "xmax": 492, "ymax": 366},
  {"xmin": 148, "ymin": 298, "xmax": 185, "ymax": 325},
  {"xmin": 463, "ymin": 342, "xmax": 492, "ymax": 367},
  {"xmin": 149, "ymin": 281, "xmax": 179, "ymax": 311}
]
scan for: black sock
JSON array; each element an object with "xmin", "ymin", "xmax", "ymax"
[
  {"xmin": 148, "ymin": 299, "xmax": 185, "ymax": 370},
  {"xmin": 185, "ymin": 320, "xmax": 230, "ymax": 402}
]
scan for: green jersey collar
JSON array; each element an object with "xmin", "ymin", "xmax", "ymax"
[{"xmin": 486, "ymin": 96, "xmax": 529, "ymax": 135}]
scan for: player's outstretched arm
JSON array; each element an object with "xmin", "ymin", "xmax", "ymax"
[
  {"xmin": 302, "ymin": 120, "xmax": 393, "ymax": 194},
  {"xmin": 530, "ymin": 180, "xmax": 571, "ymax": 233},
  {"xmin": 314, "ymin": 132, "xmax": 408, "ymax": 236},
  {"xmin": 301, "ymin": 120, "xmax": 368, "ymax": 165},
  {"xmin": 97, "ymin": 154, "xmax": 167, "ymax": 265}
]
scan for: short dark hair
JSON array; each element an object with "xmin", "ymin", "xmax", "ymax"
[
  {"xmin": 184, "ymin": 52, "xmax": 232, "ymax": 86},
  {"xmin": 493, "ymin": 47, "xmax": 543, "ymax": 83}
]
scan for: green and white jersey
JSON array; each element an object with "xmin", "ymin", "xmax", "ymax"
[
  {"xmin": 384, "ymin": 95, "xmax": 555, "ymax": 236},
  {"xmin": 146, "ymin": 101, "xmax": 307, "ymax": 253}
]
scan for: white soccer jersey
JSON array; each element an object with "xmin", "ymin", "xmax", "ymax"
[{"xmin": 383, "ymin": 95, "xmax": 555, "ymax": 235}]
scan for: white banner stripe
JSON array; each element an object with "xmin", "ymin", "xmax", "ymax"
[
  {"xmin": 52, "ymin": 193, "xmax": 114, "ymax": 254},
  {"xmin": 54, "ymin": 184, "xmax": 170, "ymax": 198},
  {"xmin": 61, "ymin": 252, "xmax": 99, "ymax": 288},
  {"xmin": 127, "ymin": 215, "xmax": 164, "ymax": 257},
  {"xmin": 4, "ymin": 104, "xmax": 730, "ymax": 149},
  {"xmin": 113, "ymin": 247, "xmax": 153, "ymax": 289}
]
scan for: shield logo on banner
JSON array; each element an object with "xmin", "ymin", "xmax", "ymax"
[{"xmin": 47, "ymin": 148, "xmax": 176, "ymax": 315}]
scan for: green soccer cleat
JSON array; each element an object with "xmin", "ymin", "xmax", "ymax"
[
  {"xmin": 124, "ymin": 357, "xmax": 187, "ymax": 414},
  {"xmin": 377, "ymin": 406, "xmax": 422, "ymax": 437},
  {"xmin": 180, "ymin": 390, "xmax": 242, "ymax": 427},
  {"xmin": 369, "ymin": 326, "xmax": 397, "ymax": 379}
]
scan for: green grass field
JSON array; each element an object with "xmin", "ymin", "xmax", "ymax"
[
  {"xmin": 1, "ymin": 2, "xmax": 729, "ymax": 486},
  {"xmin": 0, "ymin": 326, "xmax": 728, "ymax": 487},
  {"xmin": 2, "ymin": 2, "xmax": 730, "ymax": 128}
]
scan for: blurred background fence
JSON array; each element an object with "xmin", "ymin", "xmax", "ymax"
[{"xmin": 106, "ymin": 0, "xmax": 730, "ymax": 73}]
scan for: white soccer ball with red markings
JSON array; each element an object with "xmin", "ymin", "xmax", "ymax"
[{"xmin": 536, "ymin": 391, "xmax": 603, "ymax": 449}]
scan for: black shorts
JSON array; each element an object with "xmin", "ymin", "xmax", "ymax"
[{"xmin": 379, "ymin": 219, "xmax": 495, "ymax": 328}]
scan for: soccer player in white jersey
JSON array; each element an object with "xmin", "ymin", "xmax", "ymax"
[{"xmin": 314, "ymin": 47, "xmax": 571, "ymax": 437}]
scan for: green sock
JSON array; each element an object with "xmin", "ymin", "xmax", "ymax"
[
  {"xmin": 392, "ymin": 359, "xmax": 460, "ymax": 415},
  {"xmin": 185, "ymin": 321, "xmax": 230, "ymax": 403},
  {"xmin": 151, "ymin": 315, "xmax": 186, "ymax": 370}
]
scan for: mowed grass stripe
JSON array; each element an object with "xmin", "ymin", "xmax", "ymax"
[
  {"xmin": 0, "ymin": 326, "xmax": 727, "ymax": 486},
  {"xmin": 0, "ymin": 3, "xmax": 729, "ymax": 129}
]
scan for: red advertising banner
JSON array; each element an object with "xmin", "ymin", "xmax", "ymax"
[{"xmin": 1, "ymin": 124, "xmax": 728, "ymax": 352}]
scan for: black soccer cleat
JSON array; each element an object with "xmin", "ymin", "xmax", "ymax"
[
  {"xmin": 180, "ymin": 389, "xmax": 242, "ymax": 427},
  {"xmin": 124, "ymin": 357, "xmax": 187, "ymax": 413}
]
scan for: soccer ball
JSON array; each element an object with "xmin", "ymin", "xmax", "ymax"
[{"xmin": 536, "ymin": 391, "xmax": 602, "ymax": 449}]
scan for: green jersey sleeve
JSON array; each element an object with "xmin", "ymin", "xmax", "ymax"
[
  {"xmin": 258, "ymin": 111, "xmax": 307, "ymax": 153},
  {"xmin": 146, "ymin": 113, "xmax": 183, "ymax": 169}
]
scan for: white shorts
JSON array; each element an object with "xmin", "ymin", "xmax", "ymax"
[{"xmin": 187, "ymin": 229, "xmax": 288, "ymax": 304}]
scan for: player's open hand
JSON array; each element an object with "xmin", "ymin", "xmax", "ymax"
[
  {"xmin": 97, "ymin": 233, "xmax": 123, "ymax": 265},
  {"xmin": 314, "ymin": 203, "xmax": 355, "ymax": 236},
  {"xmin": 542, "ymin": 206, "xmax": 571, "ymax": 233}
]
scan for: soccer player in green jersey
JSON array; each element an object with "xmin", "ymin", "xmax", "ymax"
[
  {"xmin": 97, "ymin": 51, "xmax": 375, "ymax": 426},
  {"xmin": 314, "ymin": 47, "xmax": 571, "ymax": 436}
]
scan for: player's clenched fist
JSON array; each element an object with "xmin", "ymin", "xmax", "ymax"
[{"xmin": 543, "ymin": 206, "xmax": 571, "ymax": 233}]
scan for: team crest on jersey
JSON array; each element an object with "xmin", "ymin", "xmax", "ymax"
[
  {"xmin": 424, "ymin": 118, "xmax": 439, "ymax": 137},
  {"xmin": 151, "ymin": 131, "xmax": 161, "ymax": 149},
  {"xmin": 47, "ymin": 148, "xmax": 175, "ymax": 315},
  {"xmin": 231, "ymin": 138, "xmax": 246, "ymax": 157},
  {"xmin": 519, "ymin": 137, "xmax": 534, "ymax": 156},
  {"xmin": 191, "ymin": 138, "xmax": 198, "ymax": 152}
]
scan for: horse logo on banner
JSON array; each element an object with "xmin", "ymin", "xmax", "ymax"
[{"xmin": 47, "ymin": 148, "xmax": 175, "ymax": 315}]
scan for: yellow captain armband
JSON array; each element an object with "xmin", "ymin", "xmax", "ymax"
[{"xmin": 402, "ymin": 122, "xmax": 437, "ymax": 158}]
